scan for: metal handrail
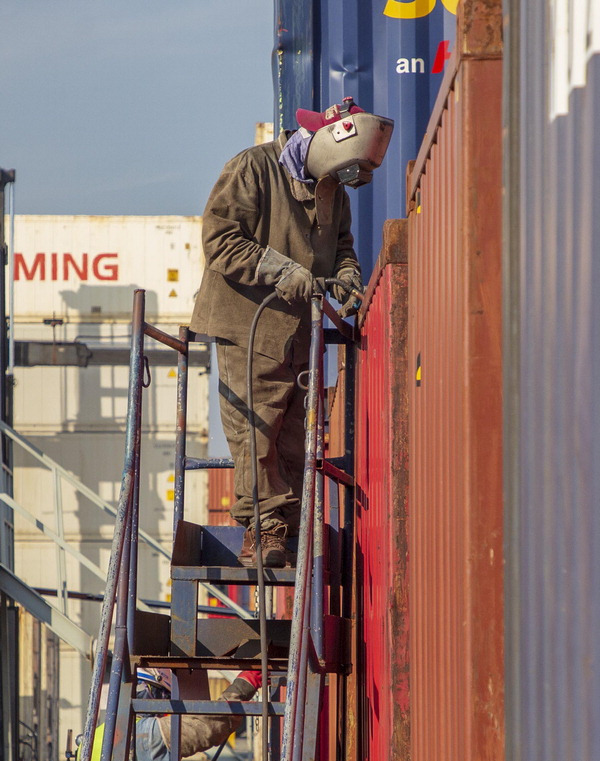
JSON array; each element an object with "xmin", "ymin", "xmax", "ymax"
[
  {"xmin": 280, "ymin": 285, "xmax": 360, "ymax": 761},
  {"xmin": 0, "ymin": 378, "xmax": 250, "ymax": 622},
  {"xmin": 81, "ymin": 290, "xmax": 251, "ymax": 761},
  {"xmin": 281, "ymin": 295, "xmax": 326, "ymax": 761}
]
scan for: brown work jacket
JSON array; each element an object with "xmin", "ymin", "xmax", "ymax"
[{"xmin": 190, "ymin": 131, "xmax": 360, "ymax": 362}]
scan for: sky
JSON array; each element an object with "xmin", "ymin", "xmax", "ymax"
[
  {"xmin": 0, "ymin": 0, "xmax": 274, "ymax": 215},
  {"xmin": 1, "ymin": 1, "xmax": 275, "ymax": 456}
]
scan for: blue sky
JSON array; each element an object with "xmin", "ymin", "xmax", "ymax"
[
  {"xmin": 1, "ymin": 1, "xmax": 275, "ymax": 456},
  {"xmin": 0, "ymin": 1, "xmax": 274, "ymax": 215}
]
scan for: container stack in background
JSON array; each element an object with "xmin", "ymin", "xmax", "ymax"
[{"xmin": 10, "ymin": 214, "xmax": 208, "ymax": 747}]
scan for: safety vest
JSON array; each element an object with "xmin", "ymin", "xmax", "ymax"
[{"xmin": 76, "ymin": 718, "xmax": 142, "ymax": 761}]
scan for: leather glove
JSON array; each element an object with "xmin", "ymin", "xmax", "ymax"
[
  {"xmin": 256, "ymin": 246, "xmax": 314, "ymax": 304},
  {"xmin": 331, "ymin": 267, "xmax": 363, "ymax": 317},
  {"xmin": 330, "ymin": 267, "xmax": 363, "ymax": 303},
  {"xmin": 275, "ymin": 263, "xmax": 313, "ymax": 304}
]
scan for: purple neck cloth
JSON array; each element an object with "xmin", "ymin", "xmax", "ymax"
[{"xmin": 279, "ymin": 129, "xmax": 314, "ymax": 184}]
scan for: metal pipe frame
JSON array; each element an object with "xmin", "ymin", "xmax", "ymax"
[
  {"xmin": 281, "ymin": 295, "xmax": 324, "ymax": 761},
  {"xmin": 100, "ymin": 501, "xmax": 133, "ymax": 761},
  {"xmin": 52, "ymin": 469, "xmax": 68, "ymax": 616},
  {"xmin": 311, "ymin": 329, "xmax": 326, "ymax": 668},
  {"xmin": 79, "ymin": 290, "xmax": 146, "ymax": 761},
  {"xmin": 128, "ymin": 439, "xmax": 141, "ymax": 645},
  {"xmin": 0, "ymin": 421, "xmax": 171, "ymax": 560},
  {"xmin": 173, "ymin": 325, "xmax": 189, "ymax": 530}
]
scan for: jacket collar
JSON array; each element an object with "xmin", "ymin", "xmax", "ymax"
[
  {"xmin": 277, "ymin": 131, "xmax": 339, "ymax": 222},
  {"xmin": 278, "ymin": 132, "xmax": 315, "ymax": 202}
]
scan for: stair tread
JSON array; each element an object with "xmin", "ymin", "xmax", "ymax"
[
  {"xmin": 171, "ymin": 564, "xmax": 298, "ymax": 584},
  {"xmin": 172, "ymin": 521, "xmax": 303, "ymax": 568}
]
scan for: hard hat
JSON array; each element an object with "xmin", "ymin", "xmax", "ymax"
[
  {"xmin": 297, "ymin": 98, "xmax": 394, "ymax": 188},
  {"xmin": 136, "ymin": 668, "xmax": 172, "ymax": 698}
]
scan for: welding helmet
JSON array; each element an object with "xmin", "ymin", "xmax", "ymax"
[{"xmin": 297, "ymin": 97, "xmax": 394, "ymax": 188}]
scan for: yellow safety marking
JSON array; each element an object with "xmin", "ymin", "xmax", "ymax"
[
  {"xmin": 168, "ymin": 474, "xmax": 175, "ymax": 483},
  {"xmin": 166, "ymin": 489, "xmax": 175, "ymax": 501},
  {"xmin": 168, "ymin": 289, "xmax": 177, "ymax": 298},
  {"xmin": 220, "ymin": 496, "xmax": 231, "ymax": 507},
  {"xmin": 168, "ymin": 368, "xmax": 176, "ymax": 378},
  {"xmin": 167, "ymin": 269, "xmax": 179, "ymax": 282},
  {"xmin": 417, "ymin": 205, "xmax": 422, "ymax": 214}
]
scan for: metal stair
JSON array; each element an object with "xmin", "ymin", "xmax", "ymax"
[{"xmin": 80, "ymin": 289, "xmax": 357, "ymax": 761}]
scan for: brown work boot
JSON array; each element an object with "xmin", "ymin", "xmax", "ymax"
[
  {"xmin": 238, "ymin": 527, "xmax": 256, "ymax": 567},
  {"xmin": 260, "ymin": 522, "xmax": 287, "ymax": 568},
  {"xmin": 238, "ymin": 522, "xmax": 287, "ymax": 568}
]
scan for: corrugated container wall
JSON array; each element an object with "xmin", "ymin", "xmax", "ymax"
[
  {"xmin": 355, "ymin": 220, "xmax": 409, "ymax": 761},
  {"xmin": 9, "ymin": 215, "xmax": 208, "ymax": 750},
  {"xmin": 503, "ymin": 1, "xmax": 600, "ymax": 759},
  {"xmin": 407, "ymin": 2, "xmax": 504, "ymax": 759},
  {"xmin": 274, "ymin": 0, "xmax": 456, "ymax": 275},
  {"xmin": 207, "ymin": 469, "xmax": 235, "ymax": 526}
]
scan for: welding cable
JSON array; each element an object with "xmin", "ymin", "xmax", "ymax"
[
  {"xmin": 323, "ymin": 276, "xmax": 365, "ymax": 308},
  {"xmin": 246, "ymin": 278, "xmax": 362, "ymax": 761},
  {"xmin": 246, "ymin": 290, "xmax": 278, "ymax": 761}
]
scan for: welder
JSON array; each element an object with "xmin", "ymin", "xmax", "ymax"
[
  {"xmin": 77, "ymin": 669, "xmax": 261, "ymax": 761},
  {"xmin": 190, "ymin": 98, "xmax": 393, "ymax": 568}
]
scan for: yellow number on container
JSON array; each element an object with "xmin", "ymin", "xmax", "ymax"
[
  {"xmin": 384, "ymin": 0, "xmax": 436, "ymax": 19},
  {"xmin": 383, "ymin": 0, "xmax": 457, "ymax": 18}
]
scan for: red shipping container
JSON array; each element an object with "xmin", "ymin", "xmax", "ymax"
[{"xmin": 354, "ymin": 220, "xmax": 410, "ymax": 761}]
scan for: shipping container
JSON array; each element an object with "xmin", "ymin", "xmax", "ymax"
[
  {"xmin": 10, "ymin": 215, "xmax": 209, "ymax": 750},
  {"xmin": 11, "ymin": 215, "xmax": 203, "ymax": 321},
  {"xmin": 503, "ymin": 1, "xmax": 600, "ymax": 759},
  {"xmin": 406, "ymin": 2, "xmax": 504, "ymax": 758},
  {"xmin": 274, "ymin": 0, "xmax": 456, "ymax": 274},
  {"xmin": 355, "ymin": 219, "xmax": 409, "ymax": 761},
  {"xmin": 207, "ymin": 469, "xmax": 235, "ymax": 526}
]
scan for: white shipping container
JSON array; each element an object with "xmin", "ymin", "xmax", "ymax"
[
  {"xmin": 13, "ymin": 322, "xmax": 209, "ymax": 433},
  {"xmin": 11, "ymin": 214, "xmax": 204, "ymax": 321}
]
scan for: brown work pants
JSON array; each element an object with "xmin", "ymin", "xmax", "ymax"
[{"xmin": 216, "ymin": 339, "xmax": 308, "ymax": 535}]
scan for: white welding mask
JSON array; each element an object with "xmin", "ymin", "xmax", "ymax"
[{"xmin": 297, "ymin": 98, "xmax": 394, "ymax": 188}]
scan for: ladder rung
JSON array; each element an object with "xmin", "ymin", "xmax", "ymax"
[
  {"xmin": 131, "ymin": 699, "xmax": 285, "ymax": 716},
  {"xmin": 318, "ymin": 458, "xmax": 354, "ymax": 486},
  {"xmin": 184, "ymin": 457, "xmax": 234, "ymax": 470}
]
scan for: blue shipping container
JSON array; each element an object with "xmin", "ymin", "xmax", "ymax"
[{"xmin": 273, "ymin": 0, "xmax": 457, "ymax": 274}]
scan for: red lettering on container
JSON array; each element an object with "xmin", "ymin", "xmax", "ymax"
[
  {"xmin": 431, "ymin": 40, "xmax": 452, "ymax": 73},
  {"xmin": 92, "ymin": 253, "xmax": 119, "ymax": 281},
  {"xmin": 13, "ymin": 253, "xmax": 119, "ymax": 281},
  {"xmin": 15, "ymin": 253, "xmax": 45, "ymax": 281},
  {"xmin": 63, "ymin": 253, "xmax": 88, "ymax": 280}
]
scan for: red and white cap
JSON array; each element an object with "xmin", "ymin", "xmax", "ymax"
[{"xmin": 296, "ymin": 97, "xmax": 365, "ymax": 132}]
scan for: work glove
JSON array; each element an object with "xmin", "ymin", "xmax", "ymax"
[
  {"xmin": 256, "ymin": 246, "xmax": 314, "ymax": 304},
  {"xmin": 331, "ymin": 267, "xmax": 363, "ymax": 317}
]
